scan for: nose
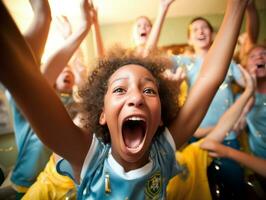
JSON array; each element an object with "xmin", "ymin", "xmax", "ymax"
[
  {"xmin": 198, "ymin": 28, "xmax": 204, "ymax": 34},
  {"xmin": 127, "ymin": 90, "xmax": 144, "ymax": 107}
]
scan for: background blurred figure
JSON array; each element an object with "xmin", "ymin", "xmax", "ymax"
[{"xmin": 0, "ymin": 1, "xmax": 52, "ymax": 199}]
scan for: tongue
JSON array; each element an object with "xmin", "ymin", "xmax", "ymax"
[{"xmin": 123, "ymin": 126, "xmax": 143, "ymax": 148}]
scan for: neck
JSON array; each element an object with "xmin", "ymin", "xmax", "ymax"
[
  {"xmin": 194, "ymin": 47, "xmax": 208, "ymax": 57},
  {"xmin": 112, "ymin": 150, "xmax": 149, "ymax": 172},
  {"xmin": 256, "ymin": 78, "xmax": 266, "ymax": 94}
]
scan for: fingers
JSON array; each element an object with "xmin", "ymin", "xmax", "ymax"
[
  {"xmin": 201, "ymin": 140, "xmax": 221, "ymax": 158},
  {"xmin": 163, "ymin": 67, "xmax": 186, "ymax": 82},
  {"xmin": 238, "ymin": 64, "xmax": 256, "ymax": 92},
  {"xmin": 200, "ymin": 139, "xmax": 215, "ymax": 150},
  {"xmin": 54, "ymin": 15, "xmax": 72, "ymax": 38},
  {"xmin": 208, "ymin": 152, "xmax": 219, "ymax": 158},
  {"xmin": 175, "ymin": 67, "xmax": 186, "ymax": 81}
]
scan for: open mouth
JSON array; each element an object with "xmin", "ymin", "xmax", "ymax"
[
  {"xmin": 122, "ymin": 117, "xmax": 146, "ymax": 150},
  {"xmin": 140, "ymin": 33, "xmax": 147, "ymax": 38},
  {"xmin": 197, "ymin": 36, "xmax": 206, "ymax": 41},
  {"xmin": 63, "ymin": 76, "xmax": 71, "ymax": 84},
  {"xmin": 257, "ymin": 64, "xmax": 265, "ymax": 68}
]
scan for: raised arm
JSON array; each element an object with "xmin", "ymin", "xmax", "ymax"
[
  {"xmin": 200, "ymin": 140, "xmax": 266, "ymax": 177},
  {"xmin": 169, "ymin": 0, "xmax": 249, "ymax": 148},
  {"xmin": 239, "ymin": 0, "xmax": 259, "ymax": 63},
  {"xmin": 91, "ymin": 2, "xmax": 105, "ymax": 58},
  {"xmin": 42, "ymin": 0, "xmax": 92, "ymax": 86},
  {"xmin": 0, "ymin": 1, "xmax": 92, "ymax": 174},
  {"xmin": 24, "ymin": 0, "xmax": 51, "ymax": 65},
  {"xmin": 205, "ymin": 66, "xmax": 255, "ymax": 142},
  {"xmin": 143, "ymin": 0, "xmax": 175, "ymax": 56}
]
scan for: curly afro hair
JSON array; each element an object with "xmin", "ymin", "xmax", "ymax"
[{"xmin": 79, "ymin": 47, "xmax": 180, "ymax": 143}]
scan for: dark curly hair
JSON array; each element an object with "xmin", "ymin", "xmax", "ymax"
[{"xmin": 79, "ymin": 47, "xmax": 180, "ymax": 143}]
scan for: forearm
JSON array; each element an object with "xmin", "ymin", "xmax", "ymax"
[
  {"xmin": 245, "ymin": 1, "xmax": 259, "ymax": 48},
  {"xmin": 42, "ymin": 25, "xmax": 89, "ymax": 85},
  {"xmin": 201, "ymin": 0, "xmax": 248, "ymax": 86},
  {"xmin": 92, "ymin": 20, "xmax": 104, "ymax": 58},
  {"xmin": 207, "ymin": 88, "xmax": 252, "ymax": 142},
  {"xmin": 24, "ymin": 0, "xmax": 51, "ymax": 65},
  {"xmin": 226, "ymin": 147, "xmax": 266, "ymax": 177},
  {"xmin": 144, "ymin": 7, "xmax": 168, "ymax": 54},
  {"xmin": 194, "ymin": 127, "xmax": 214, "ymax": 138}
]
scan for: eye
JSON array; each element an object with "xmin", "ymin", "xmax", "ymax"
[
  {"xmin": 113, "ymin": 87, "xmax": 126, "ymax": 94},
  {"xmin": 143, "ymin": 88, "xmax": 157, "ymax": 95},
  {"xmin": 249, "ymin": 54, "xmax": 255, "ymax": 59}
]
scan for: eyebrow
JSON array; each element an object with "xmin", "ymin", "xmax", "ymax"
[
  {"xmin": 109, "ymin": 77, "xmax": 128, "ymax": 86},
  {"xmin": 109, "ymin": 77, "xmax": 157, "ymax": 86},
  {"xmin": 143, "ymin": 77, "xmax": 157, "ymax": 85}
]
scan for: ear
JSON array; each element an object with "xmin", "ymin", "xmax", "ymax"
[{"xmin": 99, "ymin": 111, "xmax": 107, "ymax": 125}]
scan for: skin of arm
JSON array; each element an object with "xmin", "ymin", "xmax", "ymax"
[
  {"xmin": 41, "ymin": 0, "xmax": 92, "ymax": 86},
  {"xmin": 193, "ymin": 127, "xmax": 214, "ymax": 138},
  {"xmin": 0, "ymin": 1, "xmax": 92, "ymax": 179},
  {"xmin": 239, "ymin": 0, "xmax": 259, "ymax": 61},
  {"xmin": 24, "ymin": 0, "xmax": 51, "ymax": 65},
  {"xmin": 201, "ymin": 140, "xmax": 266, "ymax": 177},
  {"xmin": 169, "ymin": 0, "xmax": 249, "ymax": 148},
  {"xmin": 143, "ymin": 0, "xmax": 175, "ymax": 56},
  {"xmin": 91, "ymin": 2, "xmax": 105, "ymax": 58},
  {"xmin": 232, "ymin": 95, "xmax": 254, "ymax": 132},
  {"xmin": 199, "ymin": 68, "xmax": 262, "ymax": 176}
]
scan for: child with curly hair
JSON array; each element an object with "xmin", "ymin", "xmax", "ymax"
[{"xmin": 0, "ymin": 0, "xmax": 249, "ymax": 199}]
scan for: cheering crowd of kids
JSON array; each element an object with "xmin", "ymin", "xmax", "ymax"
[{"xmin": 0, "ymin": 0, "xmax": 265, "ymax": 199}]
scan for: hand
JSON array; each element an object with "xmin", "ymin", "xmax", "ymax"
[
  {"xmin": 200, "ymin": 139, "xmax": 229, "ymax": 158},
  {"xmin": 80, "ymin": 0, "xmax": 93, "ymax": 28},
  {"xmin": 160, "ymin": 0, "xmax": 176, "ymax": 10},
  {"xmin": 163, "ymin": 67, "xmax": 186, "ymax": 87},
  {"xmin": 54, "ymin": 15, "xmax": 72, "ymax": 39},
  {"xmin": 239, "ymin": 64, "xmax": 256, "ymax": 95},
  {"xmin": 232, "ymin": 115, "xmax": 247, "ymax": 132},
  {"xmin": 89, "ymin": 1, "xmax": 98, "ymax": 24}
]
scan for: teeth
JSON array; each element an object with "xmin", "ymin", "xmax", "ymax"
[
  {"xmin": 197, "ymin": 36, "xmax": 206, "ymax": 40},
  {"xmin": 126, "ymin": 117, "xmax": 144, "ymax": 121}
]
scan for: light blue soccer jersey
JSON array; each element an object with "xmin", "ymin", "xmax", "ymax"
[
  {"xmin": 173, "ymin": 55, "xmax": 242, "ymax": 140},
  {"xmin": 6, "ymin": 91, "xmax": 73, "ymax": 188},
  {"xmin": 246, "ymin": 93, "xmax": 266, "ymax": 159},
  {"xmin": 57, "ymin": 128, "xmax": 181, "ymax": 200},
  {"xmin": 7, "ymin": 96, "xmax": 51, "ymax": 188}
]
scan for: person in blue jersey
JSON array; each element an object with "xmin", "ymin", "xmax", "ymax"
[
  {"xmin": 22, "ymin": 1, "xmax": 105, "ymax": 199},
  {"xmin": 0, "ymin": 0, "xmax": 249, "ymax": 199},
  {"xmin": 242, "ymin": 45, "xmax": 266, "ymax": 195},
  {"xmin": 173, "ymin": 17, "xmax": 246, "ymax": 199},
  {"xmin": 3, "ymin": 0, "xmax": 93, "ymax": 198},
  {"xmin": 132, "ymin": 0, "xmax": 176, "ymax": 56},
  {"xmin": 244, "ymin": 45, "xmax": 266, "ymax": 159},
  {"xmin": 167, "ymin": 65, "xmax": 255, "ymax": 200},
  {"xmin": 171, "ymin": 2, "xmax": 260, "ymax": 198},
  {"xmin": 2, "ymin": 0, "xmax": 52, "ymax": 198}
]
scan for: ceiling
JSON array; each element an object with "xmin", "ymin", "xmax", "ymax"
[{"xmin": 3, "ymin": 0, "xmax": 266, "ymax": 25}]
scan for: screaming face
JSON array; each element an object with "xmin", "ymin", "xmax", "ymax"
[
  {"xmin": 188, "ymin": 19, "xmax": 212, "ymax": 51},
  {"xmin": 55, "ymin": 66, "xmax": 75, "ymax": 93},
  {"xmin": 246, "ymin": 46, "xmax": 266, "ymax": 78},
  {"xmin": 99, "ymin": 64, "xmax": 162, "ymax": 171},
  {"xmin": 133, "ymin": 17, "xmax": 152, "ymax": 47}
]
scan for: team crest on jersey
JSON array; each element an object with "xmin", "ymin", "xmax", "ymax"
[
  {"xmin": 179, "ymin": 163, "xmax": 189, "ymax": 181},
  {"xmin": 145, "ymin": 171, "xmax": 162, "ymax": 199}
]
